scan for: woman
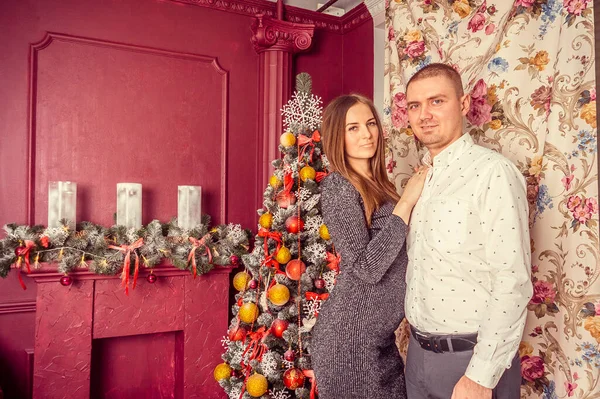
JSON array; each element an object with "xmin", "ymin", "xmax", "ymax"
[{"xmin": 312, "ymin": 94, "xmax": 427, "ymax": 398}]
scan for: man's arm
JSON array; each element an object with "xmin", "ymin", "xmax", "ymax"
[{"xmin": 464, "ymin": 159, "xmax": 533, "ymax": 389}]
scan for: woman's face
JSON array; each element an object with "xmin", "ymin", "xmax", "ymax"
[{"xmin": 344, "ymin": 102, "xmax": 379, "ymax": 166}]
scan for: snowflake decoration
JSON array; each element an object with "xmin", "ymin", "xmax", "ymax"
[
  {"xmin": 321, "ymin": 154, "xmax": 330, "ymax": 169},
  {"xmin": 261, "ymin": 351, "xmax": 279, "ymax": 378},
  {"xmin": 303, "ymin": 298, "xmax": 323, "ymax": 319},
  {"xmin": 226, "ymin": 224, "xmax": 247, "ymax": 245},
  {"xmin": 270, "ymin": 388, "xmax": 292, "ymax": 399},
  {"xmin": 305, "ymin": 215, "xmax": 323, "ymax": 233},
  {"xmin": 323, "ymin": 270, "xmax": 337, "ymax": 292},
  {"xmin": 305, "ymin": 242, "xmax": 326, "ymax": 265},
  {"xmin": 302, "ymin": 194, "xmax": 321, "ymax": 212},
  {"xmin": 221, "ymin": 335, "xmax": 231, "ymax": 348},
  {"xmin": 296, "ymin": 187, "xmax": 313, "ymax": 202},
  {"xmin": 281, "ymin": 91, "xmax": 323, "ymax": 131},
  {"xmin": 228, "ymin": 386, "xmax": 242, "ymax": 399}
]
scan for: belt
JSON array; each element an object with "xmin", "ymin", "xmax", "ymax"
[{"xmin": 410, "ymin": 325, "xmax": 477, "ymax": 354}]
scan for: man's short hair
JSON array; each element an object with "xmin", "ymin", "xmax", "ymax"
[{"xmin": 406, "ymin": 63, "xmax": 464, "ymax": 96}]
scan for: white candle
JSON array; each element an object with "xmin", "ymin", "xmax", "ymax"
[
  {"xmin": 48, "ymin": 181, "xmax": 77, "ymax": 229},
  {"xmin": 178, "ymin": 186, "xmax": 202, "ymax": 230},
  {"xmin": 116, "ymin": 183, "xmax": 142, "ymax": 228}
]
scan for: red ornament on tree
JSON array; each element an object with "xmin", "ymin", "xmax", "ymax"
[
  {"xmin": 314, "ymin": 278, "xmax": 325, "ymax": 289},
  {"xmin": 59, "ymin": 275, "xmax": 73, "ymax": 286},
  {"xmin": 285, "ymin": 215, "xmax": 304, "ymax": 234},
  {"xmin": 270, "ymin": 318, "xmax": 289, "ymax": 338},
  {"xmin": 230, "ymin": 255, "xmax": 240, "ymax": 266},
  {"xmin": 283, "ymin": 368, "xmax": 305, "ymax": 390},
  {"xmin": 147, "ymin": 273, "xmax": 157, "ymax": 283},
  {"xmin": 248, "ymin": 279, "xmax": 258, "ymax": 289},
  {"xmin": 14, "ymin": 246, "xmax": 26, "ymax": 257},
  {"xmin": 228, "ymin": 326, "xmax": 248, "ymax": 341},
  {"xmin": 284, "ymin": 349, "xmax": 296, "ymax": 362},
  {"xmin": 286, "ymin": 259, "xmax": 306, "ymax": 281}
]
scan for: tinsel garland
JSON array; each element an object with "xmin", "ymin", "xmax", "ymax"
[{"xmin": 0, "ymin": 215, "xmax": 250, "ymax": 292}]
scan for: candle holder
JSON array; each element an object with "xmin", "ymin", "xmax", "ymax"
[
  {"xmin": 48, "ymin": 181, "xmax": 77, "ymax": 229},
  {"xmin": 116, "ymin": 183, "xmax": 142, "ymax": 228},
  {"xmin": 178, "ymin": 186, "xmax": 202, "ymax": 230}
]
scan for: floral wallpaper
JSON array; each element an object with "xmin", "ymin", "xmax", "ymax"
[{"xmin": 384, "ymin": 1, "xmax": 599, "ymax": 397}]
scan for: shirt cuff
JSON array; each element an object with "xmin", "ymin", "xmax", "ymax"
[{"xmin": 464, "ymin": 354, "xmax": 507, "ymax": 389}]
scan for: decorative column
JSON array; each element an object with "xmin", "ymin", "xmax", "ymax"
[{"xmin": 251, "ymin": 0, "xmax": 314, "ymax": 206}]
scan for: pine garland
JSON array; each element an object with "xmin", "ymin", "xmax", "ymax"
[{"xmin": 0, "ymin": 216, "xmax": 251, "ymax": 281}]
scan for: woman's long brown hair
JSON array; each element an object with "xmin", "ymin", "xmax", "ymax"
[{"xmin": 321, "ymin": 94, "xmax": 400, "ymax": 225}]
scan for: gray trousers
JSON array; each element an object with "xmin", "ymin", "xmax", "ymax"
[{"xmin": 405, "ymin": 333, "xmax": 521, "ymax": 399}]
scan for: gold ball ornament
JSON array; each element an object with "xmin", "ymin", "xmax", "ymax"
[
  {"xmin": 246, "ymin": 373, "xmax": 268, "ymax": 397},
  {"xmin": 319, "ymin": 224, "xmax": 330, "ymax": 240},
  {"xmin": 259, "ymin": 213, "xmax": 273, "ymax": 229},
  {"xmin": 268, "ymin": 283, "xmax": 290, "ymax": 306},
  {"xmin": 280, "ymin": 132, "xmax": 296, "ymax": 147},
  {"xmin": 269, "ymin": 175, "xmax": 282, "ymax": 188},
  {"xmin": 275, "ymin": 246, "xmax": 292, "ymax": 264},
  {"xmin": 238, "ymin": 302, "xmax": 259, "ymax": 323},
  {"xmin": 232, "ymin": 271, "xmax": 251, "ymax": 291},
  {"xmin": 213, "ymin": 363, "xmax": 232, "ymax": 381},
  {"xmin": 299, "ymin": 166, "xmax": 316, "ymax": 182}
]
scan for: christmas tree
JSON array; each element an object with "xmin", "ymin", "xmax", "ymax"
[{"xmin": 216, "ymin": 74, "xmax": 340, "ymax": 399}]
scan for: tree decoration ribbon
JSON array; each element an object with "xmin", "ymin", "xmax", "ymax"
[
  {"xmin": 109, "ymin": 237, "xmax": 144, "ymax": 295},
  {"xmin": 188, "ymin": 234, "xmax": 212, "ymax": 278},
  {"xmin": 315, "ymin": 171, "xmax": 329, "ymax": 182},
  {"xmin": 241, "ymin": 326, "xmax": 270, "ymax": 366},
  {"xmin": 302, "ymin": 369, "xmax": 318, "ymax": 399},
  {"xmin": 15, "ymin": 240, "xmax": 35, "ymax": 290},
  {"xmin": 298, "ymin": 130, "xmax": 321, "ymax": 162},
  {"xmin": 326, "ymin": 251, "xmax": 340, "ymax": 272},
  {"xmin": 305, "ymin": 292, "xmax": 329, "ymax": 301},
  {"xmin": 257, "ymin": 228, "xmax": 282, "ymax": 255},
  {"xmin": 261, "ymin": 255, "xmax": 285, "ymax": 275}
]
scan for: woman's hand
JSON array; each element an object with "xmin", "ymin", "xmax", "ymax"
[{"xmin": 393, "ymin": 166, "xmax": 429, "ymax": 223}]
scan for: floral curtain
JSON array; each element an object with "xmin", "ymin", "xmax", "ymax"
[{"xmin": 384, "ymin": 1, "xmax": 599, "ymax": 397}]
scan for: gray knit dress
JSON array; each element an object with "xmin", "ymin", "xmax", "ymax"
[{"xmin": 311, "ymin": 172, "xmax": 408, "ymax": 399}]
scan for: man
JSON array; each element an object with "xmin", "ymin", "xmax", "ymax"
[{"xmin": 404, "ymin": 63, "xmax": 533, "ymax": 399}]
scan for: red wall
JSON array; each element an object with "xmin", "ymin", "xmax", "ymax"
[{"xmin": 0, "ymin": 0, "xmax": 373, "ymax": 397}]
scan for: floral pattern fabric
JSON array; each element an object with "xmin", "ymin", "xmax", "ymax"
[{"xmin": 384, "ymin": 1, "xmax": 599, "ymax": 397}]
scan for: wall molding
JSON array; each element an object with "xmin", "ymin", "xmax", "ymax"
[
  {"xmin": 0, "ymin": 301, "xmax": 36, "ymax": 314},
  {"xmin": 169, "ymin": 0, "xmax": 371, "ymax": 33},
  {"xmin": 365, "ymin": 0, "xmax": 385, "ymax": 27}
]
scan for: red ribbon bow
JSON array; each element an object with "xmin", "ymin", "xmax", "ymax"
[
  {"xmin": 15, "ymin": 240, "xmax": 35, "ymax": 290},
  {"xmin": 241, "ymin": 326, "xmax": 270, "ymax": 365},
  {"xmin": 261, "ymin": 255, "xmax": 285, "ymax": 275},
  {"xmin": 109, "ymin": 238, "xmax": 144, "ymax": 295},
  {"xmin": 326, "ymin": 251, "xmax": 340, "ymax": 273},
  {"xmin": 305, "ymin": 291, "xmax": 329, "ymax": 301},
  {"xmin": 298, "ymin": 130, "xmax": 321, "ymax": 162},
  {"xmin": 302, "ymin": 369, "xmax": 318, "ymax": 399},
  {"xmin": 188, "ymin": 234, "xmax": 212, "ymax": 278},
  {"xmin": 257, "ymin": 228, "xmax": 282, "ymax": 256}
]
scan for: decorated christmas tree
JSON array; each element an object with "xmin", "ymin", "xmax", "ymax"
[{"xmin": 216, "ymin": 74, "xmax": 339, "ymax": 399}]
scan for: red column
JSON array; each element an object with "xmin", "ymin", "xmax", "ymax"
[{"xmin": 251, "ymin": 10, "xmax": 314, "ymax": 206}]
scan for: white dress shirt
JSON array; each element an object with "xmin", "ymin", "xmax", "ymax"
[{"xmin": 406, "ymin": 133, "xmax": 533, "ymax": 389}]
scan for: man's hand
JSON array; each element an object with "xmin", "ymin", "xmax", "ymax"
[{"xmin": 451, "ymin": 375, "xmax": 492, "ymax": 399}]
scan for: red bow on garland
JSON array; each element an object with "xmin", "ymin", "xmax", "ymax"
[
  {"xmin": 298, "ymin": 130, "xmax": 321, "ymax": 162},
  {"xmin": 188, "ymin": 234, "xmax": 212, "ymax": 278},
  {"xmin": 109, "ymin": 237, "xmax": 144, "ymax": 295},
  {"xmin": 15, "ymin": 240, "xmax": 35, "ymax": 290}
]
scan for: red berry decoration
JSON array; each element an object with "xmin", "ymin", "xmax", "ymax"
[
  {"xmin": 283, "ymin": 368, "xmax": 305, "ymax": 390},
  {"xmin": 230, "ymin": 255, "xmax": 240, "ymax": 266},
  {"xmin": 59, "ymin": 275, "xmax": 73, "ymax": 286},
  {"xmin": 14, "ymin": 246, "xmax": 26, "ymax": 257},
  {"xmin": 228, "ymin": 326, "xmax": 248, "ymax": 341},
  {"xmin": 284, "ymin": 349, "xmax": 296, "ymax": 362},
  {"xmin": 248, "ymin": 279, "xmax": 258, "ymax": 289},
  {"xmin": 147, "ymin": 273, "xmax": 157, "ymax": 283},
  {"xmin": 271, "ymin": 318, "xmax": 289, "ymax": 339},
  {"xmin": 314, "ymin": 278, "xmax": 325, "ymax": 289},
  {"xmin": 285, "ymin": 215, "xmax": 304, "ymax": 234}
]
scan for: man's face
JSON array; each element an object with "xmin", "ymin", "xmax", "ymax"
[{"xmin": 406, "ymin": 75, "xmax": 470, "ymax": 157}]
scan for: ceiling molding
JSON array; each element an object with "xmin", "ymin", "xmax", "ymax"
[{"xmin": 364, "ymin": 0, "xmax": 385, "ymax": 27}]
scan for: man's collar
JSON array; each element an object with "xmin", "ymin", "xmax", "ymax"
[{"xmin": 422, "ymin": 134, "xmax": 474, "ymax": 167}]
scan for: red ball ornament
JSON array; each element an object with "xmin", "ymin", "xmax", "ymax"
[
  {"xmin": 284, "ymin": 349, "xmax": 296, "ymax": 362},
  {"xmin": 285, "ymin": 259, "xmax": 306, "ymax": 281},
  {"xmin": 314, "ymin": 278, "xmax": 325, "ymax": 289},
  {"xmin": 230, "ymin": 255, "xmax": 240, "ymax": 266},
  {"xmin": 228, "ymin": 326, "xmax": 248, "ymax": 341},
  {"xmin": 248, "ymin": 279, "xmax": 258, "ymax": 289},
  {"xmin": 270, "ymin": 318, "xmax": 289, "ymax": 339},
  {"xmin": 59, "ymin": 275, "xmax": 73, "ymax": 286},
  {"xmin": 147, "ymin": 273, "xmax": 157, "ymax": 283},
  {"xmin": 276, "ymin": 192, "xmax": 297, "ymax": 209},
  {"xmin": 285, "ymin": 215, "xmax": 304, "ymax": 234},
  {"xmin": 14, "ymin": 246, "xmax": 26, "ymax": 257},
  {"xmin": 283, "ymin": 368, "xmax": 305, "ymax": 390},
  {"xmin": 237, "ymin": 298, "xmax": 244, "ymax": 307}
]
